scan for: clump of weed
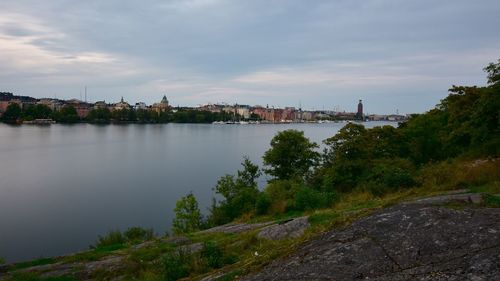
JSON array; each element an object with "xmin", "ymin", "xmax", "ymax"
[
  {"xmin": 11, "ymin": 258, "xmax": 56, "ymax": 270},
  {"xmin": 484, "ymin": 194, "xmax": 500, "ymax": 207},
  {"xmin": 6, "ymin": 272, "xmax": 76, "ymax": 281},
  {"xmin": 91, "ymin": 226, "xmax": 155, "ymax": 250}
]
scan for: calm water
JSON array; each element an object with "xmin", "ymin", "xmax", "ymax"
[{"xmin": 0, "ymin": 121, "xmax": 392, "ymax": 262}]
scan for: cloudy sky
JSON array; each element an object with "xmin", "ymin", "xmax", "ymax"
[{"xmin": 0, "ymin": 0, "xmax": 499, "ymax": 114}]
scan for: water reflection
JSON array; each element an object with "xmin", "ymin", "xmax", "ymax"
[{"xmin": 0, "ymin": 122, "xmax": 393, "ymax": 262}]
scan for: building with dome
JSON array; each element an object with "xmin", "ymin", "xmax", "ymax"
[{"xmin": 152, "ymin": 95, "xmax": 170, "ymax": 113}]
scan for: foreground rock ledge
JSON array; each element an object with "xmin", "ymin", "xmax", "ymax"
[{"xmin": 242, "ymin": 201, "xmax": 500, "ymax": 281}]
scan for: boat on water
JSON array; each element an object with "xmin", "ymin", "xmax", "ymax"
[
  {"xmin": 212, "ymin": 120, "xmax": 253, "ymax": 125},
  {"xmin": 23, "ymin": 119, "xmax": 56, "ymax": 125}
]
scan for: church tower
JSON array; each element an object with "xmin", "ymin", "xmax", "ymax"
[{"xmin": 357, "ymin": 99, "xmax": 363, "ymax": 120}]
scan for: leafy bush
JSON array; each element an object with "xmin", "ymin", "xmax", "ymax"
[
  {"xmin": 293, "ymin": 187, "xmax": 337, "ymax": 211},
  {"xmin": 362, "ymin": 159, "xmax": 416, "ymax": 196},
  {"xmin": 11, "ymin": 258, "xmax": 56, "ymax": 270},
  {"xmin": 264, "ymin": 180, "xmax": 298, "ymax": 214},
  {"xmin": 201, "ymin": 242, "xmax": 224, "ymax": 268},
  {"xmin": 208, "ymin": 158, "xmax": 261, "ymax": 226},
  {"xmin": 92, "ymin": 227, "xmax": 155, "ymax": 249},
  {"xmin": 124, "ymin": 227, "xmax": 154, "ymax": 243},
  {"xmin": 93, "ymin": 230, "xmax": 125, "ymax": 249},
  {"xmin": 362, "ymin": 182, "xmax": 392, "ymax": 197},
  {"xmin": 484, "ymin": 194, "xmax": 500, "ymax": 207},
  {"xmin": 255, "ymin": 192, "xmax": 271, "ymax": 215},
  {"xmin": 163, "ymin": 249, "xmax": 191, "ymax": 281},
  {"xmin": 172, "ymin": 193, "xmax": 202, "ymax": 234},
  {"xmin": 162, "ymin": 242, "xmax": 235, "ymax": 281},
  {"xmin": 262, "ymin": 180, "xmax": 337, "ymax": 213}
]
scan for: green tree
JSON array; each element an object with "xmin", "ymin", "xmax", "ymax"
[
  {"xmin": 2, "ymin": 103, "xmax": 22, "ymax": 123},
  {"xmin": 123, "ymin": 227, "xmax": 154, "ymax": 243},
  {"xmin": 484, "ymin": 59, "xmax": 500, "ymax": 86},
  {"xmin": 318, "ymin": 123, "xmax": 411, "ymax": 192},
  {"xmin": 399, "ymin": 109, "xmax": 448, "ymax": 163},
  {"xmin": 23, "ymin": 104, "xmax": 52, "ymax": 120},
  {"xmin": 111, "ymin": 108, "xmax": 133, "ymax": 122},
  {"xmin": 323, "ymin": 123, "xmax": 367, "ymax": 166},
  {"xmin": 136, "ymin": 109, "xmax": 151, "ymax": 123},
  {"xmin": 263, "ymin": 130, "xmax": 319, "ymax": 181},
  {"xmin": 208, "ymin": 157, "xmax": 261, "ymax": 225},
  {"xmin": 53, "ymin": 105, "xmax": 79, "ymax": 123},
  {"xmin": 87, "ymin": 108, "xmax": 111, "ymax": 123},
  {"xmin": 236, "ymin": 157, "xmax": 261, "ymax": 187},
  {"xmin": 172, "ymin": 193, "xmax": 202, "ymax": 234}
]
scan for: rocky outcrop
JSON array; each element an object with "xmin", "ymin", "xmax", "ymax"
[
  {"xmin": 197, "ymin": 216, "xmax": 310, "ymax": 240},
  {"xmin": 198, "ymin": 221, "xmax": 274, "ymax": 234},
  {"xmin": 2, "ymin": 255, "xmax": 127, "ymax": 280},
  {"xmin": 257, "ymin": 216, "xmax": 310, "ymax": 240},
  {"xmin": 242, "ymin": 196, "xmax": 500, "ymax": 281},
  {"xmin": 405, "ymin": 192, "xmax": 483, "ymax": 205}
]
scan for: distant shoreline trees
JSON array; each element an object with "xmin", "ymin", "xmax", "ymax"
[{"xmin": 0, "ymin": 105, "xmax": 245, "ymax": 124}]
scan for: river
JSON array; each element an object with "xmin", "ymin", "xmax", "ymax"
[{"xmin": 0, "ymin": 121, "xmax": 394, "ymax": 262}]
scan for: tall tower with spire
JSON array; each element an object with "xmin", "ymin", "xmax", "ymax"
[{"xmin": 357, "ymin": 99, "xmax": 363, "ymax": 120}]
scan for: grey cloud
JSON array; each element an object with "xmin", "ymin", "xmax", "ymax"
[{"xmin": 0, "ymin": 0, "xmax": 499, "ymax": 113}]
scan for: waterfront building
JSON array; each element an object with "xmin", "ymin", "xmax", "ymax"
[
  {"xmin": 198, "ymin": 103, "xmax": 223, "ymax": 113},
  {"xmin": 152, "ymin": 95, "xmax": 170, "ymax": 113},
  {"xmin": 282, "ymin": 107, "xmax": 296, "ymax": 122},
  {"xmin": 368, "ymin": 114, "xmax": 386, "ymax": 121},
  {"xmin": 135, "ymin": 102, "xmax": 148, "ymax": 110},
  {"xmin": 66, "ymin": 99, "xmax": 91, "ymax": 118},
  {"xmin": 336, "ymin": 112, "xmax": 357, "ymax": 120},
  {"xmin": 387, "ymin": 114, "xmax": 406, "ymax": 121},
  {"xmin": 236, "ymin": 106, "xmax": 250, "ymax": 119},
  {"xmin": 94, "ymin": 101, "xmax": 108, "ymax": 110},
  {"xmin": 0, "ymin": 101, "xmax": 9, "ymax": 117},
  {"xmin": 37, "ymin": 99, "xmax": 63, "ymax": 111},
  {"xmin": 113, "ymin": 97, "xmax": 131, "ymax": 111},
  {"xmin": 252, "ymin": 106, "xmax": 275, "ymax": 122},
  {"xmin": 222, "ymin": 106, "xmax": 236, "ymax": 115},
  {"xmin": 301, "ymin": 111, "xmax": 315, "ymax": 121}
]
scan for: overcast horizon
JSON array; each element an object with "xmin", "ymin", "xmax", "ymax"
[{"xmin": 1, "ymin": 0, "xmax": 499, "ymax": 114}]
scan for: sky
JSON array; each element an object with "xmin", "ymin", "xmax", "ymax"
[{"xmin": 0, "ymin": 0, "xmax": 499, "ymax": 114}]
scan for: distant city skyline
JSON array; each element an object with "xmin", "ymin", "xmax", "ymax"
[{"xmin": 1, "ymin": 0, "xmax": 499, "ymax": 114}]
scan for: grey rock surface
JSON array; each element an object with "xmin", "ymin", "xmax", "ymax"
[
  {"xmin": 8, "ymin": 255, "xmax": 127, "ymax": 280},
  {"xmin": 257, "ymin": 216, "xmax": 310, "ymax": 240},
  {"xmin": 200, "ymin": 272, "xmax": 226, "ymax": 281},
  {"xmin": 406, "ymin": 193, "xmax": 483, "ymax": 205},
  {"xmin": 179, "ymin": 242, "xmax": 204, "ymax": 254},
  {"xmin": 82, "ymin": 256, "xmax": 125, "ymax": 274},
  {"xmin": 242, "ymin": 203, "xmax": 500, "ymax": 281},
  {"xmin": 199, "ymin": 221, "xmax": 274, "ymax": 234},
  {"xmin": 163, "ymin": 236, "xmax": 191, "ymax": 245}
]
